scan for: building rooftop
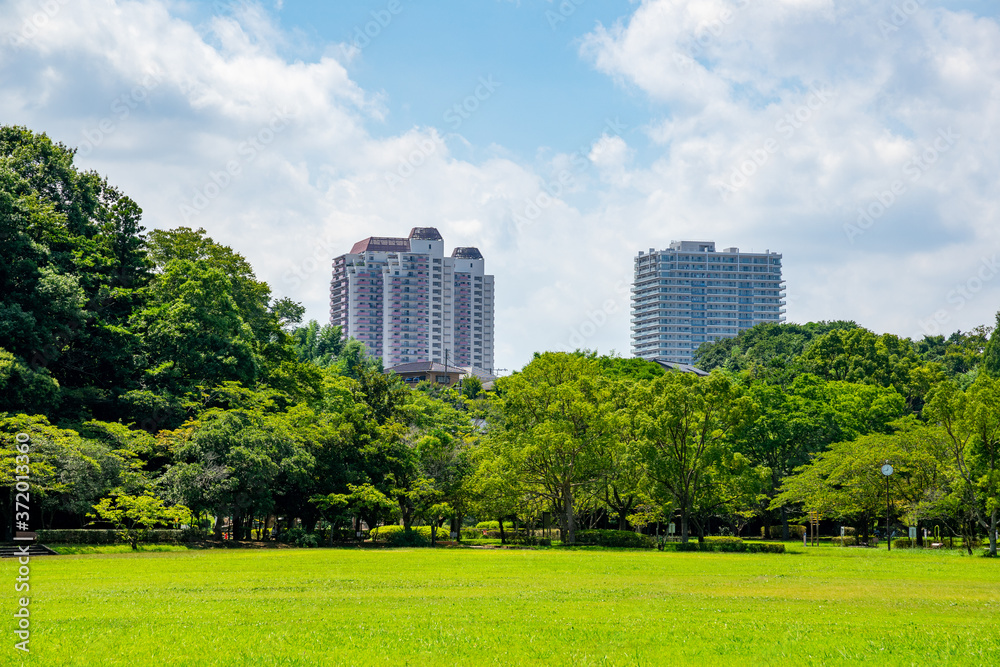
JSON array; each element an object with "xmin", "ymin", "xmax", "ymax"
[
  {"xmin": 385, "ymin": 361, "xmax": 463, "ymax": 375},
  {"xmin": 409, "ymin": 227, "xmax": 443, "ymax": 241},
  {"xmin": 350, "ymin": 236, "xmax": 411, "ymax": 254},
  {"xmin": 650, "ymin": 359, "xmax": 710, "ymax": 376},
  {"xmin": 452, "ymin": 247, "xmax": 484, "ymax": 260}
]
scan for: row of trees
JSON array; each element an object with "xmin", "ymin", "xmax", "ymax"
[
  {"xmin": 1, "ymin": 126, "xmax": 997, "ymax": 555},
  {"xmin": 477, "ymin": 351, "xmax": 998, "ymax": 555}
]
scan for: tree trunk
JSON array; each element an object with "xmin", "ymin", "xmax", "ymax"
[
  {"xmin": 498, "ymin": 517, "xmax": 506, "ymax": 545},
  {"xmin": 780, "ymin": 505, "xmax": 790, "ymax": 540},
  {"xmin": 213, "ymin": 514, "xmax": 223, "ymax": 540},
  {"xmin": 990, "ymin": 508, "xmax": 997, "ymax": 557},
  {"xmin": 563, "ymin": 481, "xmax": 576, "ymax": 544},
  {"xmin": 680, "ymin": 509, "xmax": 689, "ymax": 544}
]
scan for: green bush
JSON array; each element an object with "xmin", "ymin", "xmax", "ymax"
[
  {"xmin": 37, "ymin": 529, "xmax": 202, "ymax": 545},
  {"xmin": 474, "ymin": 521, "xmax": 514, "ymax": 530},
  {"xmin": 386, "ymin": 529, "xmax": 430, "ymax": 547},
  {"xmin": 767, "ymin": 525, "xmax": 806, "ymax": 540},
  {"xmin": 831, "ymin": 536, "xmax": 857, "ymax": 546},
  {"xmin": 703, "ymin": 536, "xmax": 745, "ymax": 552},
  {"xmin": 295, "ymin": 532, "xmax": 319, "ymax": 548},
  {"xmin": 662, "ymin": 539, "xmax": 783, "ymax": 554},
  {"xmin": 370, "ymin": 525, "xmax": 443, "ymax": 545},
  {"xmin": 892, "ymin": 538, "xmax": 916, "ymax": 549},
  {"xmin": 575, "ymin": 530, "xmax": 653, "ymax": 548}
]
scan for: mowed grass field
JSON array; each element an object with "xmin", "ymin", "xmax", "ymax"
[{"xmin": 1, "ymin": 545, "xmax": 998, "ymax": 666}]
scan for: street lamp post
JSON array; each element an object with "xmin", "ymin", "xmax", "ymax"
[{"xmin": 881, "ymin": 462, "xmax": 893, "ymax": 551}]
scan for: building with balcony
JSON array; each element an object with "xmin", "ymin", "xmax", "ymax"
[
  {"xmin": 330, "ymin": 227, "xmax": 495, "ymax": 372},
  {"xmin": 631, "ymin": 240, "xmax": 785, "ymax": 364}
]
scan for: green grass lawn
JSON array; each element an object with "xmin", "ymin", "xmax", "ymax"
[{"xmin": 1, "ymin": 545, "xmax": 997, "ymax": 665}]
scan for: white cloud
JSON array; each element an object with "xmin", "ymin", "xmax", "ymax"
[
  {"xmin": 579, "ymin": 0, "xmax": 1000, "ymax": 339},
  {"xmin": 3, "ymin": 0, "xmax": 1000, "ymax": 375}
]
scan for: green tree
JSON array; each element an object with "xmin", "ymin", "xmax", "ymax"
[
  {"xmin": 291, "ymin": 320, "xmax": 345, "ymax": 366},
  {"xmin": 693, "ymin": 321, "xmax": 858, "ymax": 381},
  {"xmin": 926, "ymin": 376, "xmax": 1000, "ymax": 556},
  {"xmin": 0, "ymin": 126, "xmax": 150, "ymax": 420},
  {"xmin": 130, "ymin": 260, "xmax": 257, "ymax": 398},
  {"xmin": 982, "ymin": 312, "xmax": 1000, "ymax": 378},
  {"xmin": 633, "ymin": 371, "xmax": 750, "ymax": 543},
  {"xmin": 488, "ymin": 353, "xmax": 618, "ymax": 544},
  {"xmin": 773, "ymin": 420, "xmax": 949, "ymax": 545},
  {"xmin": 89, "ymin": 491, "xmax": 191, "ymax": 550}
]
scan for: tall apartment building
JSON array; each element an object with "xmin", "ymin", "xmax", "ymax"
[
  {"xmin": 330, "ymin": 227, "xmax": 495, "ymax": 371},
  {"xmin": 631, "ymin": 240, "xmax": 785, "ymax": 364}
]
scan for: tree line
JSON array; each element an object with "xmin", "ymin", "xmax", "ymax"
[{"xmin": 1, "ymin": 126, "xmax": 998, "ymax": 556}]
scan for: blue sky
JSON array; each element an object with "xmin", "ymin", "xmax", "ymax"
[
  {"xmin": 3, "ymin": 0, "xmax": 1000, "ymax": 372},
  {"xmin": 270, "ymin": 0, "xmax": 641, "ymax": 159}
]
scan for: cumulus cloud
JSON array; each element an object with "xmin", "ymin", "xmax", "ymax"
[
  {"xmin": 2, "ymin": 0, "xmax": 999, "ymax": 373},
  {"xmin": 1, "ymin": 0, "xmax": 631, "ymax": 371},
  {"xmin": 579, "ymin": 0, "xmax": 1000, "ymax": 339}
]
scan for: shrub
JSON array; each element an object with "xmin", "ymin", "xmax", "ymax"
[
  {"xmin": 474, "ymin": 521, "xmax": 514, "ymax": 531},
  {"xmin": 767, "ymin": 525, "xmax": 806, "ymax": 540},
  {"xmin": 385, "ymin": 530, "xmax": 430, "ymax": 547},
  {"xmin": 37, "ymin": 529, "xmax": 202, "ymax": 545},
  {"xmin": 295, "ymin": 532, "xmax": 319, "ymax": 548},
  {"xmin": 831, "ymin": 536, "xmax": 857, "ymax": 546},
  {"xmin": 575, "ymin": 530, "xmax": 653, "ymax": 548},
  {"xmin": 892, "ymin": 538, "xmax": 916, "ymax": 549},
  {"xmin": 703, "ymin": 536, "xmax": 745, "ymax": 552},
  {"xmin": 370, "ymin": 525, "xmax": 439, "ymax": 545},
  {"xmin": 664, "ymin": 539, "xmax": 784, "ymax": 554}
]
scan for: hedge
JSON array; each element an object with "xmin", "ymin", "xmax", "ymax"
[
  {"xmin": 369, "ymin": 525, "xmax": 454, "ymax": 545},
  {"xmin": 474, "ymin": 521, "xmax": 514, "ymax": 531},
  {"xmin": 831, "ymin": 536, "xmax": 857, "ymax": 546},
  {"xmin": 36, "ymin": 528, "xmax": 205, "ymax": 545},
  {"xmin": 575, "ymin": 530, "xmax": 653, "ymax": 548},
  {"xmin": 767, "ymin": 525, "xmax": 806, "ymax": 540},
  {"xmin": 664, "ymin": 538, "xmax": 785, "ymax": 554}
]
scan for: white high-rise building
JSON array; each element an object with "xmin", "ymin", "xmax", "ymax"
[
  {"xmin": 330, "ymin": 227, "xmax": 495, "ymax": 371},
  {"xmin": 631, "ymin": 240, "xmax": 785, "ymax": 364}
]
